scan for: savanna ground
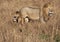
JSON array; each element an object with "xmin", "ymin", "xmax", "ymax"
[{"xmin": 0, "ymin": 0, "xmax": 60, "ymax": 42}]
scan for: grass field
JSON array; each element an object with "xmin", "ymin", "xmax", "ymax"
[{"xmin": 0, "ymin": 0, "xmax": 60, "ymax": 42}]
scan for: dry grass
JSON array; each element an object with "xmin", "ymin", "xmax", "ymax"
[{"xmin": 0, "ymin": 0, "xmax": 60, "ymax": 42}]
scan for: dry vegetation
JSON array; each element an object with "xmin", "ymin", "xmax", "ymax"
[{"xmin": 0, "ymin": 0, "xmax": 60, "ymax": 42}]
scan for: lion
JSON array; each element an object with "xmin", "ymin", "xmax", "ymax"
[
  {"xmin": 18, "ymin": 7, "xmax": 41, "ymax": 24},
  {"xmin": 42, "ymin": 2, "xmax": 54, "ymax": 22},
  {"xmin": 13, "ymin": 3, "xmax": 54, "ymax": 24}
]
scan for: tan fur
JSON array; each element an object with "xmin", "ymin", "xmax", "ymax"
[
  {"xmin": 21, "ymin": 7, "xmax": 40, "ymax": 20},
  {"xmin": 43, "ymin": 2, "xmax": 54, "ymax": 22},
  {"xmin": 19, "ymin": 7, "xmax": 40, "ymax": 24}
]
